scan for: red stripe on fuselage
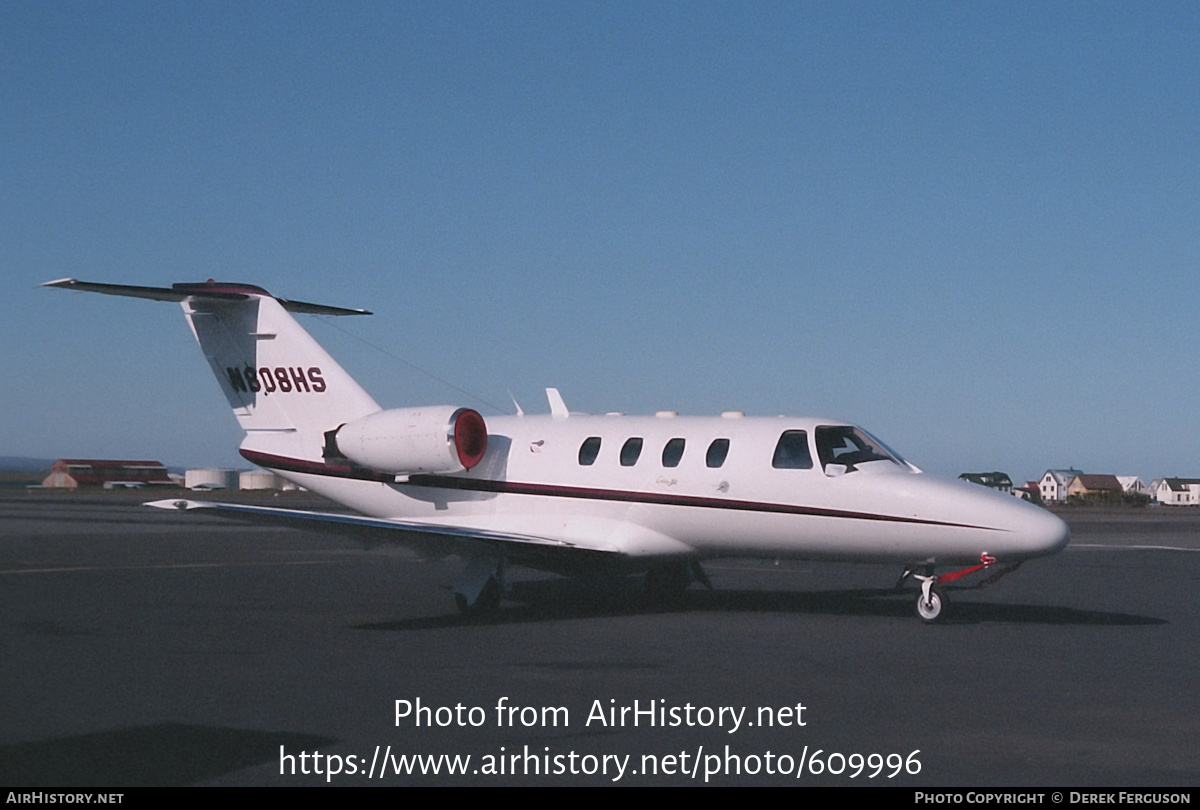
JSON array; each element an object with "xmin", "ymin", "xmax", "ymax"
[
  {"xmin": 240, "ymin": 450, "xmax": 1003, "ymax": 532},
  {"xmin": 240, "ymin": 449, "xmax": 392, "ymax": 482},
  {"xmin": 408, "ymin": 474, "xmax": 999, "ymax": 530}
]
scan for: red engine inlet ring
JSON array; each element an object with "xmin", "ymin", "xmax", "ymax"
[{"xmin": 453, "ymin": 409, "xmax": 488, "ymax": 469}]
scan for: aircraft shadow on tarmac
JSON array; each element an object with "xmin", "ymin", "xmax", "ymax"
[
  {"xmin": 0, "ymin": 723, "xmax": 334, "ymax": 787},
  {"xmin": 354, "ymin": 578, "xmax": 1166, "ymax": 631}
]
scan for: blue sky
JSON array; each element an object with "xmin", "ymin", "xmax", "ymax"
[{"xmin": 3, "ymin": 1, "xmax": 1197, "ymax": 483}]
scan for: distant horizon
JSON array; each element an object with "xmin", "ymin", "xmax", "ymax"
[{"xmin": 3, "ymin": 450, "xmax": 1191, "ymax": 492}]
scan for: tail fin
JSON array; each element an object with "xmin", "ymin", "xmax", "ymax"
[{"xmin": 43, "ymin": 279, "xmax": 381, "ymax": 460}]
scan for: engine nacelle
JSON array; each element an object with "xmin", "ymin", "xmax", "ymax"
[{"xmin": 332, "ymin": 406, "xmax": 487, "ymax": 474}]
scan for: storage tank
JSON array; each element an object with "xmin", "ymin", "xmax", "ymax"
[
  {"xmin": 185, "ymin": 468, "xmax": 238, "ymax": 490},
  {"xmin": 239, "ymin": 469, "xmax": 280, "ymax": 490}
]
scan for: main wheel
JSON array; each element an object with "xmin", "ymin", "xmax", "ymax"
[{"xmin": 915, "ymin": 588, "xmax": 946, "ymax": 623}]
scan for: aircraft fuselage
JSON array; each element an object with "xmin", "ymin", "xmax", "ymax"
[{"xmin": 246, "ymin": 412, "xmax": 1069, "ymax": 571}]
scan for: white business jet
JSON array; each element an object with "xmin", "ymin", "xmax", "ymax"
[{"xmin": 44, "ymin": 279, "xmax": 1069, "ymax": 622}]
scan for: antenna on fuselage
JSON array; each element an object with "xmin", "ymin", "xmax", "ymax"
[{"xmin": 546, "ymin": 388, "xmax": 568, "ymax": 419}]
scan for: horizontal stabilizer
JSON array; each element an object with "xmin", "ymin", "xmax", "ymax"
[{"xmin": 42, "ymin": 278, "xmax": 371, "ymax": 316}]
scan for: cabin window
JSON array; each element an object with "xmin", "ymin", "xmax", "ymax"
[
  {"xmin": 706, "ymin": 438, "xmax": 730, "ymax": 468},
  {"xmin": 620, "ymin": 437, "xmax": 644, "ymax": 466},
  {"xmin": 578, "ymin": 436, "xmax": 601, "ymax": 465},
  {"xmin": 772, "ymin": 430, "xmax": 813, "ymax": 469},
  {"xmin": 662, "ymin": 438, "xmax": 685, "ymax": 468}
]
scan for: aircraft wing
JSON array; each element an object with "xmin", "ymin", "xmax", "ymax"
[{"xmin": 144, "ymin": 499, "xmax": 625, "ymax": 573}]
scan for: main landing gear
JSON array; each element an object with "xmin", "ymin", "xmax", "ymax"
[
  {"xmin": 897, "ymin": 552, "xmax": 1021, "ymax": 623},
  {"xmin": 452, "ymin": 556, "xmax": 506, "ymax": 616}
]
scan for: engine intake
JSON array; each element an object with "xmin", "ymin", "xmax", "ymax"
[{"xmin": 331, "ymin": 406, "xmax": 487, "ymax": 474}]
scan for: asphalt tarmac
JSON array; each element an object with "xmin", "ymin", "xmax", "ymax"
[{"xmin": 1, "ymin": 492, "xmax": 1197, "ymax": 786}]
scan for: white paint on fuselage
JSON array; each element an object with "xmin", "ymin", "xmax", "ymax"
[{"xmin": 262, "ymin": 412, "xmax": 1069, "ymax": 569}]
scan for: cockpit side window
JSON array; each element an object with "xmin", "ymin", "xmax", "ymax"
[
  {"xmin": 706, "ymin": 438, "xmax": 730, "ymax": 468},
  {"xmin": 772, "ymin": 430, "xmax": 813, "ymax": 469},
  {"xmin": 815, "ymin": 425, "xmax": 901, "ymax": 472},
  {"xmin": 662, "ymin": 438, "xmax": 685, "ymax": 468},
  {"xmin": 620, "ymin": 437, "xmax": 644, "ymax": 466},
  {"xmin": 578, "ymin": 436, "xmax": 601, "ymax": 465}
]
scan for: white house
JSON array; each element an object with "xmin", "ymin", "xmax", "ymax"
[
  {"xmin": 1040, "ymin": 469, "xmax": 1083, "ymax": 504},
  {"xmin": 1116, "ymin": 476, "xmax": 1150, "ymax": 498},
  {"xmin": 1155, "ymin": 478, "xmax": 1200, "ymax": 506}
]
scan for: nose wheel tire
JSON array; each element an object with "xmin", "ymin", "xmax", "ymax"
[{"xmin": 916, "ymin": 587, "xmax": 946, "ymax": 623}]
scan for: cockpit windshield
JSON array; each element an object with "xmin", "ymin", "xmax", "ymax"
[{"xmin": 815, "ymin": 425, "xmax": 906, "ymax": 473}]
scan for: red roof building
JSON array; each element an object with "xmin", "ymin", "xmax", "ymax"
[{"xmin": 42, "ymin": 459, "xmax": 175, "ymax": 489}]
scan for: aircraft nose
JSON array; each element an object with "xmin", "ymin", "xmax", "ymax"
[{"xmin": 1023, "ymin": 506, "xmax": 1070, "ymax": 558}]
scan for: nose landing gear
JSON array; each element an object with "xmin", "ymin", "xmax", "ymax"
[
  {"xmin": 898, "ymin": 552, "xmax": 1012, "ymax": 623},
  {"xmin": 914, "ymin": 576, "xmax": 946, "ymax": 623}
]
